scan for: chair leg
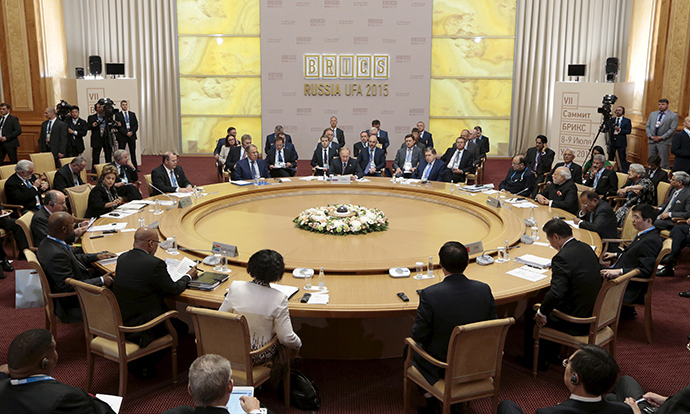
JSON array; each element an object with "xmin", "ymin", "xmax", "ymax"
[
  {"xmin": 532, "ymin": 337, "xmax": 540, "ymax": 377},
  {"xmin": 403, "ymin": 376, "xmax": 410, "ymax": 414},
  {"xmin": 284, "ymin": 366, "xmax": 291, "ymax": 407},
  {"xmin": 442, "ymin": 397, "xmax": 451, "ymax": 414},
  {"xmin": 645, "ymin": 304, "xmax": 653, "ymax": 344},
  {"xmin": 172, "ymin": 345, "xmax": 178, "ymax": 384},
  {"xmin": 86, "ymin": 351, "xmax": 94, "ymax": 392},
  {"xmin": 119, "ymin": 360, "xmax": 128, "ymax": 397}
]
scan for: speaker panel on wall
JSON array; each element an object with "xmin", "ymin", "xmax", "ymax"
[{"xmin": 89, "ymin": 55, "xmax": 102, "ymax": 75}]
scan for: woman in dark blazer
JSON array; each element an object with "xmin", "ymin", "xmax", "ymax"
[{"xmin": 85, "ymin": 164, "xmax": 122, "ymax": 217}]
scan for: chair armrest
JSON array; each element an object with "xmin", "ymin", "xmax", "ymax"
[
  {"xmin": 119, "ymin": 310, "xmax": 179, "ymax": 333},
  {"xmin": 49, "ymin": 291, "xmax": 78, "ymax": 299},
  {"xmin": 550, "ymin": 309, "xmax": 596, "ymax": 324},
  {"xmin": 672, "ymin": 218, "xmax": 687, "ymax": 224},
  {"xmin": 250, "ymin": 336, "xmax": 279, "ymax": 357},
  {"xmin": 134, "ymin": 181, "xmax": 141, "ymax": 190},
  {"xmin": 4, "ymin": 203, "xmax": 23, "ymax": 216},
  {"xmin": 629, "ymin": 277, "xmax": 652, "ymax": 283},
  {"xmin": 601, "ymin": 238, "xmax": 634, "ymax": 244},
  {"xmin": 404, "ymin": 337, "xmax": 448, "ymax": 369}
]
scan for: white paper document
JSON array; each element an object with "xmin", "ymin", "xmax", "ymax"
[
  {"xmin": 299, "ymin": 176, "xmax": 319, "ymax": 181},
  {"xmin": 165, "ymin": 257, "xmax": 197, "ymax": 282},
  {"xmin": 101, "ymin": 210, "xmax": 137, "ymax": 219},
  {"xmin": 87, "ymin": 222, "xmax": 128, "ymax": 232},
  {"xmin": 118, "ymin": 201, "xmax": 150, "ymax": 210},
  {"xmin": 307, "ymin": 293, "xmax": 329, "ymax": 305},
  {"xmin": 506, "ymin": 267, "xmax": 549, "ymax": 282},
  {"xmin": 96, "ymin": 252, "xmax": 125, "ymax": 267},
  {"xmin": 157, "ymin": 200, "xmax": 176, "ymax": 206},
  {"xmin": 270, "ymin": 283, "xmax": 300, "ymax": 299},
  {"xmin": 532, "ymin": 241, "xmax": 551, "ymax": 247},
  {"xmin": 96, "ymin": 394, "xmax": 123, "ymax": 413},
  {"xmin": 514, "ymin": 254, "xmax": 552, "ymax": 269}
]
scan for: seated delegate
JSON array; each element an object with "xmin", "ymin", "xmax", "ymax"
[{"xmin": 85, "ymin": 164, "xmax": 122, "ymax": 218}]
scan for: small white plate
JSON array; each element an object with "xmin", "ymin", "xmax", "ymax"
[{"xmin": 293, "ymin": 268, "xmax": 314, "ymax": 278}]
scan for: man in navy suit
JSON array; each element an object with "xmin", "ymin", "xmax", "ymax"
[
  {"xmin": 608, "ymin": 106, "xmax": 632, "ymax": 172},
  {"xmin": 151, "ymin": 152, "xmax": 194, "ymax": 195},
  {"xmin": 328, "ymin": 147, "xmax": 363, "ymax": 179},
  {"xmin": 583, "ymin": 154, "xmax": 619, "ymax": 198},
  {"xmin": 359, "ymin": 134, "xmax": 386, "ymax": 177},
  {"xmin": 368, "ymin": 120, "xmax": 389, "ymax": 153},
  {"xmin": 311, "ymin": 134, "xmax": 338, "ymax": 176},
  {"xmin": 264, "ymin": 125, "xmax": 294, "ymax": 155},
  {"xmin": 646, "ymin": 98, "xmax": 679, "ymax": 169},
  {"xmin": 393, "ymin": 134, "xmax": 423, "ymax": 177},
  {"xmin": 114, "ymin": 100, "xmax": 140, "ymax": 170},
  {"xmin": 265, "ymin": 135, "xmax": 297, "ymax": 177},
  {"xmin": 440, "ymin": 136, "xmax": 475, "ymax": 182},
  {"xmin": 38, "ymin": 107, "xmax": 69, "ymax": 166},
  {"xmin": 328, "ymin": 116, "xmax": 345, "ymax": 147},
  {"xmin": 499, "ymin": 155, "xmax": 536, "ymax": 196},
  {"xmin": 0, "ymin": 102, "xmax": 22, "ymax": 164},
  {"xmin": 417, "ymin": 121, "xmax": 433, "ymax": 148},
  {"xmin": 412, "ymin": 148, "xmax": 445, "ymax": 182},
  {"xmin": 225, "ymin": 134, "xmax": 253, "ymax": 173},
  {"xmin": 474, "ymin": 125, "xmax": 490, "ymax": 156},
  {"xmin": 233, "ymin": 144, "xmax": 270, "ymax": 181},
  {"xmin": 671, "ymin": 116, "xmax": 690, "ymax": 173}
]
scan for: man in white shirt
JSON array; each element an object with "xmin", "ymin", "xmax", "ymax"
[
  {"xmin": 115, "ymin": 100, "xmax": 140, "ymax": 171},
  {"xmin": 393, "ymin": 134, "xmax": 423, "ymax": 177}
]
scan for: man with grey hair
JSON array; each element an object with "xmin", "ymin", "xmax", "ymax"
[
  {"xmin": 654, "ymin": 171, "xmax": 690, "ymax": 230},
  {"xmin": 53, "ymin": 155, "xmax": 86, "ymax": 192},
  {"xmin": 583, "ymin": 154, "xmax": 618, "ymax": 197},
  {"xmin": 5, "ymin": 160, "xmax": 49, "ymax": 212},
  {"xmin": 233, "ymin": 144, "xmax": 270, "ymax": 181},
  {"xmin": 38, "ymin": 107, "xmax": 69, "ymax": 167},
  {"xmin": 110, "ymin": 149, "xmax": 142, "ymax": 200},
  {"xmin": 31, "ymin": 189, "xmax": 87, "ymax": 246},
  {"xmin": 265, "ymin": 124, "xmax": 293, "ymax": 155},
  {"xmin": 536, "ymin": 166, "xmax": 579, "ymax": 215},
  {"xmin": 551, "ymin": 148, "xmax": 582, "ymax": 183},
  {"xmin": 163, "ymin": 354, "xmax": 263, "ymax": 414}
]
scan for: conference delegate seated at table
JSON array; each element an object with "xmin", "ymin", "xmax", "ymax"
[
  {"xmin": 535, "ymin": 166, "xmax": 579, "ymax": 215},
  {"xmin": 614, "ymin": 163, "xmax": 655, "ymax": 226},
  {"xmin": 111, "ymin": 149, "xmax": 142, "ymax": 201},
  {"xmin": 85, "ymin": 164, "xmax": 122, "ymax": 218},
  {"xmin": 498, "ymin": 155, "xmax": 536, "ymax": 196},
  {"xmin": 358, "ymin": 135, "xmax": 386, "ymax": 177},
  {"xmin": 328, "ymin": 147, "xmax": 363, "ymax": 179},
  {"xmin": 583, "ymin": 154, "xmax": 619, "ymax": 198},
  {"xmin": 233, "ymin": 144, "xmax": 270, "ymax": 181},
  {"xmin": 574, "ymin": 190, "xmax": 618, "ymax": 251},
  {"xmin": 264, "ymin": 125, "xmax": 294, "ymax": 155},
  {"xmin": 311, "ymin": 134, "xmax": 338, "ymax": 176},
  {"xmin": 440, "ymin": 136, "xmax": 475, "ymax": 183},
  {"xmin": 653, "ymin": 171, "xmax": 690, "ymax": 231},
  {"xmin": 582, "ymin": 145, "xmax": 613, "ymax": 181},
  {"xmin": 225, "ymin": 134, "xmax": 252, "ymax": 173},
  {"xmin": 353, "ymin": 130, "xmax": 369, "ymax": 158},
  {"xmin": 411, "ymin": 148, "xmax": 445, "ymax": 182},
  {"xmin": 524, "ymin": 135, "xmax": 555, "ymax": 185},
  {"xmin": 550, "ymin": 148, "xmax": 583, "ymax": 184},
  {"xmin": 265, "ymin": 135, "xmax": 297, "ymax": 177},
  {"xmin": 52, "ymin": 156, "xmax": 86, "ymax": 193},
  {"xmin": 151, "ymin": 152, "xmax": 194, "ymax": 195},
  {"xmin": 392, "ymin": 134, "xmax": 423, "ymax": 178},
  {"xmin": 5, "ymin": 160, "xmax": 49, "ymax": 213}
]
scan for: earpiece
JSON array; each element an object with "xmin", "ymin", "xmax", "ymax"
[
  {"xmin": 570, "ymin": 374, "xmax": 579, "ymax": 385},
  {"xmin": 41, "ymin": 357, "xmax": 49, "ymax": 369}
]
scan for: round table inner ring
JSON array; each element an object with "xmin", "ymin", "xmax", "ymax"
[{"xmin": 169, "ymin": 186, "xmax": 525, "ymax": 273}]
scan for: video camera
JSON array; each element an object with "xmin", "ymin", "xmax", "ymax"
[
  {"xmin": 96, "ymin": 97, "xmax": 120, "ymax": 128},
  {"xmin": 597, "ymin": 94, "xmax": 617, "ymax": 120},
  {"xmin": 55, "ymin": 100, "xmax": 73, "ymax": 122}
]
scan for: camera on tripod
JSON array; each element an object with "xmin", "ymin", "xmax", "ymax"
[
  {"xmin": 97, "ymin": 97, "xmax": 120, "ymax": 128},
  {"xmin": 56, "ymin": 100, "xmax": 73, "ymax": 122},
  {"xmin": 597, "ymin": 94, "xmax": 617, "ymax": 120}
]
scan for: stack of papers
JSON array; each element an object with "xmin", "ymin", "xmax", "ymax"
[
  {"xmin": 87, "ymin": 222, "xmax": 128, "ymax": 232},
  {"xmin": 270, "ymin": 283, "xmax": 300, "ymax": 299},
  {"xmin": 514, "ymin": 254, "xmax": 552, "ymax": 269},
  {"xmin": 118, "ymin": 201, "xmax": 150, "ymax": 210},
  {"xmin": 101, "ymin": 210, "xmax": 137, "ymax": 219},
  {"xmin": 165, "ymin": 257, "xmax": 197, "ymax": 282},
  {"xmin": 307, "ymin": 292, "xmax": 329, "ymax": 305},
  {"xmin": 462, "ymin": 184, "xmax": 495, "ymax": 193},
  {"xmin": 506, "ymin": 266, "xmax": 549, "ymax": 282},
  {"xmin": 96, "ymin": 252, "xmax": 125, "ymax": 266}
]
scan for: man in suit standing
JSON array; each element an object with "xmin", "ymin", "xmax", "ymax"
[
  {"xmin": 440, "ymin": 136, "xmax": 475, "ymax": 183},
  {"xmin": 499, "ymin": 345, "xmax": 630, "ymax": 414},
  {"xmin": 646, "ymin": 98, "xmax": 679, "ymax": 169},
  {"xmin": 525, "ymin": 135, "xmax": 556, "ymax": 184},
  {"xmin": 66, "ymin": 106, "xmax": 88, "ymax": 156},
  {"xmin": 265, "ymin": 135, "xmax": 297, "ymax": 177},
  {"xmin": 37, "ymin": 212, "xmax": 115, "ymax": 323},
  {"xmin": 111, "ymin": 150, "xmax": 142, "ymax": 200},
  {"xmin": 601, "ymin": 204, "xmax": 662, "ymax": 319},
  {"xmin": 392, "ymin": 134, "xmax": 423, "ymax": 178},
  {"xmin": 264, "ymin": 125, "xmax": 294, "ymax": 155},
  {"xmin": 87, "ymin": 101, "xmax": 114, "ymax": 168},
  {"xmin": 359, "ymin": 134, "xmax": 387, "ymax": 177},
  {"xmin": 38, "ymin": 107, "xmax": 69, "ymax": 166},
  {"xmin": 469, "ymin": 128, "xmax": 489, "ymax": 159},
  {"xmin": 31, "ymin": 190, "xmax": 87, "ymax": 246},
  {"xmin": 311, "ymin": 134, "xmax": 338, "ymax": 176},
  {"xmin": 671, "ymin": 116, "xmax": 690, "ymax": 173},
  {"xmin": 407, "ymin": 128, "xmax": 427, "ymax": 151},
  {"xmin": 584, "ymin": 154, "xmax": 619, "ymax": 198},
  {"xmin": 608, "ymin": 106, "xmax": 632, "ymax": 172},
  {"xmin": 551, "ymin": 148, "xmax": 583, "ymax": 184},
  {"xmin": 5, "ymin": 160, "xmax": 49, "ymax": 212},
  {"xmin": 113, "ymin": 226, "xmax": 197, "ymax": 377},
  {"xmin": 473, "ymin": 126, "xmax": 490, "ymax": 157},
  {"xmin": 353, "ymin": 131, "xmax": 369, "ymax": 158},
  {"xmin": 654, "ymin": 171, "xmax": 690, "ymax": 230},
  {"xmin": 574, "ymin": 190, "xmax": 618, "ymax": 251},
  {"xmin": 328, "ymin": 147, "xmax": 363, "ymax": 178},
  {"xmin": 52, "ymin": 155, "xmax": 86, "ymax": 193},
  {"xmin": 499, "ymin": 155, "xmax": 536, "ymax": 196},
  {"xmin": 0, "ymin": 102, "xmax": 22, "ymax": 164},
  {"xmin": 233, "ymin": 144, "xmax": 270, "ymax": 181},
  {"xmin": 114, "ymin": 100, "xmax": 140, "ymax": 171},
  {"xmin": 412, "ymin": 148, "xmax": 445, "ymax": 182},
  {"xmin": 368, "ymin": 120, "xmax": 389, "ymax": 153},
  {"xmin": 328, "ymin": 116, "xmax": 345, "ymax": 147},
  {"xmin": 417, "ymin": 121, "xmax": 433, "ymax": 148},
  {"xmin": 151, "ymin": 152, "xmax": 194, "ymax": 195},
  {"xmin": 0, "ymin": 329, "xmax": 116, "ymax": 414},
  {"xmin": 412, "ymin": 241, "xmax": 496, "ymax": 392},
  {"xmin": 536, "ymin": 167, "xmax": 579, "ymax": 215},
  {"xmin": 322, "ymin": 128, "xmax": 340, "ymax": 152}
]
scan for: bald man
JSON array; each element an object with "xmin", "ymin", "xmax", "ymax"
[
  {"xmin": 113, "ymin": 227, "xmax": 197, "ymax": 378},
  {"xmin": 37, "ymin": 212, "xmax": 115, "ymax": 323}
]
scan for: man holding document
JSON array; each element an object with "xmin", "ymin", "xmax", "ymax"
[{"xmin": 112, "ymin": 227, "xmax": 198, "ymax": 379}]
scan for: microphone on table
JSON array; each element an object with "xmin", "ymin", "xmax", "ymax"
[
  {"xmin": 513, "ymin": 187, "xmax": 531, "ymax": 196},
  {"xmin": 476, "ymin": 245, "xmax": 521, "ymax": 266},
  {"xmin": 148, "ymin": 182, "xmax": 177, "ymax": 210}
]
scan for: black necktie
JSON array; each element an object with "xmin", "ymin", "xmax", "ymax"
[{"xmin": 0, "ymin": 116, "xmax": 5, "ymax": 129}]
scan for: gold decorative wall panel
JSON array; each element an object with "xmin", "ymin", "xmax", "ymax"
[
  {"xmin": 431, "ymin": 38, "xmax": 514, "ymax": 78},
  {"xmin": 430, "ymin": 119, "xmax": 511, "ymax": 156},
  {"xmin": 180, "ymin": 78, "xmax": 261, "ymax": 116},
  {"xmin": 430, "ymin": 79, "xmax": 512, "ymax": 118},
  {"xmin": 181, "ymin": 116, "xmax": 262, "ymax": 154},
  {"xmin": 178, "ymin": 37, "xmax": 261, "ymax": 76},
  {"xmin": 177, "ymin": 0, "xmax": 260, "ymax": 35},
  {"xmin": 2, "ymin": 0, "xmax": 33, "ymax": 110},
  {"xmin": 432, "ymin": 0, "xmax": 517, "ymax": 36}
]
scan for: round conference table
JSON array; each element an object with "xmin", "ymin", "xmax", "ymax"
[{"xmin": 83, "ymin": 178, "xmax": 599, "ymax": 359}]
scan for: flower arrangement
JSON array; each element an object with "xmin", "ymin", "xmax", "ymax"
[{"xmin": 293, "ymin": 204, "xmax": 389, "ymax": 235}]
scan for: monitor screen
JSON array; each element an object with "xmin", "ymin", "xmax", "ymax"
[
  {"xmin": 567, "ymin": 64, "xmax": 586, "ymax": 77},
  {"xmin": 105, "ymin": 63, "xmax": 125, "ymax": 76}
]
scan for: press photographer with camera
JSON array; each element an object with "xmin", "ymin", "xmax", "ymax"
[{"xmin": 87, "ymin": 98, "xmax": 119, "ymax": 169}]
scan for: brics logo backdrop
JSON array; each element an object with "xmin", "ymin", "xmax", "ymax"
[{"xmin": 304, "ymin": 54, "xmax": 389, "ymax": 79}]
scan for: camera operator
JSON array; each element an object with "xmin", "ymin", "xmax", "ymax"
[
  {"xmin": 67, "ymin": 105, "xmax": 88, "ymax": 156},
  {"xmin": 38, "ymin": 107, "xmax": 69, "ymax": 167},
  {"xmin": 114, "ymin": 100, "xmax": 139, "ymax": 171},
  {"xmin": 87, "ymin": 99, "xmax": 118, "ymax": 169}
]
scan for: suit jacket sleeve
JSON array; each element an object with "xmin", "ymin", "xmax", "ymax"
[
  {"xmin": 175, "ymin": 167, "xmax": 191, "ymax": 188},
  {"xmin": 660, "ymin": 113, "xmax": 679, "ymax": 141},
  {"xmin": 56, "ymin": 121, "xmax": 69, "ymax": 156},
  {"xmin": 151, "ymin": 167, "xmax": 176, "ymax": 193},
  {"xmin": 620, "ymin": 118, "xmax": 632, "ymax": 135},
  {"xmin": 6, "ymin": 175, "xmax": 41, "ymax": 209},
  {"xmin": 549, "ymin": 184, "xmax": 578, "ymax": 213},
  {"xmin": 273, "ymin": 295, "xmax": 302, "ymax": 349},
  {"xmin": 621, "ymin": 238, "xmax": 661, "ymax": 279},
  {"xmin": 645, "ymin": 113, "xmax": 655, "ymax": 137},
  {"xmin": 48, "ymin": 249, "xmax": 102, "ymax": 293},
  {"xmin": 539, "ymin": 254, "xmax": 569, "ymax": 316},
  {"xmin": 51, "ymin": 384, "xmax": 117, "ymax": 414},
  {"xmin": 52, "ymin": 169, "xmax": 71, "ymax": 193},
  {"xmin": 3, "ymin": 115, "xmax": 22, "ymax": 141},
  {"xmin": 671, "ymin": 132, "xmax": 690, "ymax": 157},
  {"xmin": 411, "ymin": 289, "xmax": 434, "ymax": 347},
  {"xmin": 152, "ymin": 259, "xmax": 190, "ymax": 296}
]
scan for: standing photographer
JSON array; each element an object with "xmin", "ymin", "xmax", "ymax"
[{"xmin": 87, "ymin": 100, "xmax": 116, "ymax": 169}]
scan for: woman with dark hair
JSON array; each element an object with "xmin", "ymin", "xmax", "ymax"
[
  {"xmin": 218, "ymin": 249, "xmax": 301, "ymax": 364},
  {"xmin": 214, "ymin": 129, "xmax": 238, "ymax": 175},
  {"xmin": 582, "ymin": 146, "xmax": 614, "ymax": 181},
  {"xmin": 85, "ymin": 164, "xmax": 121, "ymax": 217}
]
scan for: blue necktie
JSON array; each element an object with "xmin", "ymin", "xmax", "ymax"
[
  {"xmin": 422, "ymin": 162, "xmax": 431, "ymax": 180},
  {"xmin": 170, "ymin": 170, "xmax": 178, "ymax": 187}
]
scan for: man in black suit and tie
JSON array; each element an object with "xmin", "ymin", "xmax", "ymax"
[
  {"xmin": 654, "ymin": 171, "xmax": 690, "ymax": 230},
  {"xmin": 417, "ymin": 121, "xmax": 433, "ymax": 148},
  {"xmin": 225, "ymin": 134, "xmax": 252, "ymax": 173},
  {"xmin": 412, "ymin": 241, "xmax": 496, "ymax": 389},
  {"xmin": 151, "ymin": 152, "xmax": 193, "ymax": 195},
  {"xmin": 412, "ymin": 148, "xmax": 446, "ymax": 182},
  {"xmin": 87, "ymin": 101, "xmax": 114, "ymax": 168},
  {"xmin": 368, "ymin": 120, "xmax": 389, "ymax": 153},
  {"xmin": 38, "ymin": 107, "xmax": 69, "ymax": 166},
  {"xmin": 66, "ymin": 106, "xmax": 88, "ymax": 156},
  {"xmin": 646, "ymin": 98, "xmax": 679, "ymax": 169},
  {"xmin": 359, "ymin": 135, "xmax": 387, "ymax": 177},
  {"xmin": 671, "ymin": 116, "xmax": 690, "ymax": 173},
  {"xmin": 328, "ymin": 116, "xmax": 345, "ymax": 147},
  {"xmin": 0, "ymin": 102, "xmax": 22, "ymax": 164},
  {"xmin": 328, "ymin": 147, "xmax": 363, "ymax": 179},
  {"xmin": 393, "ymin": 134, "xmax": 423, "ymax": 178},
  {"xmin": 551, "ymin": 148, "xmax": 583, "ymax": 184},
  {"xmin": 584, "ymin": 154, "xmax": 619, "ymax": 197},
  {"xmin": 265, "ymin": 135, "xmax": 297, "ymax": 177},
  {"xmin": 473, "ymin": 125, "xmax": 490, "ymax": 157},
  {"xmin": 5, "ymin": 160, "xmax": 49, "ymax": 212},
  {"xmin": 601, "ymin": 204, "xmax": 662, "ymax": 319},
  {"xmin": 353, "ymin": 131, "xmax": 369, "ymax": 158},
  {"xmin": 311, "ymin": 134, "xmax": 337, "ymax": 176},
  {"xmin": 608, "ymin": 106, "xmax": 632, "ymax": 172},
  {"xmin": 52, "ymin": 155, "xmax": 86, "ymax": 193},
  {"xmin": 536, "ymin": 167, "xmax": 580, "ymax": 216},
  {"xmin": 264, "ymin": 125, "xmax": 294, "ymax": 155},
  {"xmin": 499, "ymin": 155, "xmax": 536, "ymax": 196},
  {"xmin": 233, "ymin": 144, "xmax": 270, "ymax": 181},
  {"xmin": 525, "ymin": 135, "xmax": 556, "ymax": 184},
  {"xmin": 111, "ymin": 150, "xmax": 142, "ymax": 200},
  {"xmin": 406, "ymin": 128, "xmax": 427, "ymax": 152},
  {"xmin": 440, "ymin": 136, "xmax": 475, "ymax": 183},
  {"xmin": 646, "ymin": 154, "xmax": 669, "ymax": 204},
  {"xmin": 574, "ymin": 190, "xmax": 618, "ymax": 251},
  {"xmin": 37, "ymin": 212, "xmax": 115, "ymax": 323},
  {"xmin": 114, "ymin": 100, "xmax": 140, "ymax": 171},
  {"xmin": 499, "ymin": 345, "xmax": 630, "ymax": 414}
]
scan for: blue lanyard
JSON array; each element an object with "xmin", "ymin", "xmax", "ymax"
[
  {"xmin": 510, "ymin": 169, "xmax": 526, "ymax": 182},
  {"xmin": 47, "ymin": 235, "xmax": 70, "ymax": 250},
  {"xmin": 10, "ymin": 375, "xmax": 54, "ymax": 385}
]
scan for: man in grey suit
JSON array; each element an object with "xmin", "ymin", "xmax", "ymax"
[
  {"xmin": 646, "ymin": 98, "xmax": 679, "ymax": 169},
  {"xmin": 654, "ymin": 171, "xmax": 690, "ymax": 230},
  {"xmin": 392, "ymin": 134, "xmax": 423, "ymax": 178}
]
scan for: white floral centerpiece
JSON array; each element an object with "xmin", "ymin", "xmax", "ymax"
[{"xmin": 293, "ymin": 204, "xmax": 389, "ymax": 235}]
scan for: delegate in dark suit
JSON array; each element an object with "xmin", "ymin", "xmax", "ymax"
[
  {"xmin": 440, "ymin": 146, "xmax": 475, "ymax": 182},
  {"xmin": 608, "ymin": 228, "xmax": 662, "ymax": 304},
  {"xmin": 265, "ymin": 147, "xmax": 297, "ymax": 177},
  {"xmin": 353, "ymin": 141, "xmax": 367, "ymax": 158},
  {"xmin": 30, "ymin": 208, "xmax": 77, "ymax": 247},
  {"xmin": 264, "ymin": 133, "xmax": 293, "ymax": 154},
  {"xmin": 359, "ymin": 146, "xmax": 387, "ymax": 176},
  {"xmin": 475, "ymin": 135, "xmax": 490, "ymax": 156},
  {"xmin": 584, "ymin": 168, "xmax": 619, "ymax": 198},
  {"xmin": 608, "ymin": 115, "xmax": 632, "ymax": 171},
  {"xmin": 67, "ymin": 116, "xmax": 88, "ymax": 154},
  {"xmin": 310, "ymin": 146, "xmax": 338, "ymax": 173},
  {"xmin": 412, "ymin": 273, "xmax": 497, "ymax": 385},
  {"xmin": 538, "ymin": 179, "xmax": 580, "ymax": 215},
  {"xmin": 110, "ymin": 161, "xmax": 142, "ymax": 200},
  {"xmin": 224, "ymin": 145, "xmax": 247, "ymax": 172},
  {"xmin": 0, "ymin": 112, "xmax": 22, "ymax": 164},
  {"xmin": 53, "ymin": 163, "xmax": 85, "ymax": 193},
  {"xmin": 85, "ymin": 182, "xmax": 119, "ymax": 218},
  {"xmin": 151, "ymin": 164, "xmax": 192, "ymax": 195},
  {"xmin": 367, "ymin": 129, "xmax": 390, "ymax": 152},
  {"xmin": 654, "ymin": 186, "xmax": 690, "ymax": 230},
  {"xmin": 38, "ymin": 118, "xmax": 69, "ymax": 162},
  {"xmin": 114, "ymin": 110, "xmax": 139, "ymax": 168},
  {"xmin": 499, "ymin": 167, "xmax": 536, "ymax": 196},
  {"xmin": 525, "ymin": 146, "xmax": 556, "ymax": 181},
  {"xmin": 499, "ymin": 398, "xmax": 632, "ymax": 414},
  {"xmin": 0, "ymin": 372, "xmax": 116, "ymax": 414},
  {"xmin": 578, "ymin": 200, "xmax": 617, "ymax": 248},
  {"xmin": 232, "ymin": 157, "xmax": 270, "ymax": 180},
  {"xmin": 5, "ymin": 172, "xmax": 47, "ymax": 211},
  {"xmin": 552, "ymin": 162, "xmax": 583, "ymax": 184},
  {"xmin": 37, "ymin": 237, "xmax": 103, "ymax": 323},
  {"xmin": 331, "ymin": 127, "xmax": 345, "ymax": 147},
  {"xmin": 113, "ymin": 248, "xmax": 191, "ymax": 348},
  {"xmin": 411, "ymin": 158, "xmax": 445, "ymax": 181},
  {"xmin": 671, "ymin": 129, "xmax": 690, "ymax": 173},
  {"xmin": 328, "ymin": 157, "xmax": 363, "ymax": 178},
  {"xmin": 419, "ymin": 130, "xmax": 433, "ymax": 148},
  {"xmin": 392, "ymin": 146, "xmax": 423, "ymax": 175}
]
